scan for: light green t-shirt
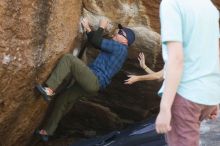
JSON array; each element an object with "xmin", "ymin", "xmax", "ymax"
[{"xmin": 159, "ymin": 0, "xmax": 220, "ymax": 105}]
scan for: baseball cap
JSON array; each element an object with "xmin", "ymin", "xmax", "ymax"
[{"xmin": 118, "ymin": 24, "xmax": 135, "ymax": 46}]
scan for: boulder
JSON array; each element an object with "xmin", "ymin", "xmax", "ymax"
[
  {"xmin": 55, "ymin": 0, "xmax": 163, "ymax": 144},
  {"xmin": 2, "ymin": 0, "xmax": 219, "ymax": 145},
  {"xmin": 0, "ymin": 0, "xmax": 82, "ymax": 145}
]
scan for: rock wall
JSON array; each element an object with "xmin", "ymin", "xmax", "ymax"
[
  {"xmin": 0, "ymin": 0, "xmax": 82, "ymax": 145},
  {"xmin": 213, "ymin": 0, "xmax": 220, "ymax": 9},
  {"xmin": 82, "ymin": 0, "xmax": 162, "ymax": 70},
  {"xmin": 1, "ymin": 0, "xmax": 219, "ymax": 146},
  {"xmin": 48, "ymin": 0, "xmax": 163, "ymax": 145}
]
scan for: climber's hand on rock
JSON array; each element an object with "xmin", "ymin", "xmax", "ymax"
[
  {"xmin": 81, "ymin": 18, "xmax": 91, "ymax": 32},
  {"xmin": 99, "ymin": 19, "xmax": 109, "ymax": 29}
]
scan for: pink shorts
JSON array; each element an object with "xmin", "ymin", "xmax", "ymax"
[{"xmin": 166, "ymin": 94, "xmax": 217, "ymax": 146}]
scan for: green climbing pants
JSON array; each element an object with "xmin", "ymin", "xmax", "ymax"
[{"xmin": 44, "ymin": 54, "xmax": 100, "ymax": 135}]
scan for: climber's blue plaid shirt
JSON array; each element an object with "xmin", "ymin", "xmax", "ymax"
[{"xmin": 89, "ymin": 39, "xmax": 128, "ymax": 89}]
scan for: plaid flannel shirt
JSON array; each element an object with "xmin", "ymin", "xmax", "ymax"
[{"xmin": 89, "ymin": 39, "xmax": 128, "ymax": 89}]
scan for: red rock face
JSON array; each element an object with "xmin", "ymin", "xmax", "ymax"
[
  {"xmin": 1, "ymin": 0, "xmax": 219, "ymax": 146},
  {"xmin": 46, "ymin": 0, "xmax": 163, "ymax": 145},
  {"xmin": 141, "ymin": 0, "xmax": 161, "ymax": 33},
  {"xmin": 0, "ymin": 0, "xmax": 82, "ymax": 145},
  {"xmin": 213, "ymin": 0, "xmax": 220, "ymax": 8},
  {"xmin": 82, "ymin": 0, "xmax": 162, "ymax": 67},
  {"xmin": 0, "ymin": 0, "xmax": 162, "ymax": 145}
]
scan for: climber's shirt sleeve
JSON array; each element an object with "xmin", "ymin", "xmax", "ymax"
[{"xmin": 87, "ymin": 27, "xmax": 104, "ymax": 49}]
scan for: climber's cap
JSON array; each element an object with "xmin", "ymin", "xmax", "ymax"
[{"xmin": 118, "ymin": 24, "xmax": 135, "ymax": 46}]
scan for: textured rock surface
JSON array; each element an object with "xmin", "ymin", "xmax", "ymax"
[
  {"xmin": 83, "ymin": 0, "xmax": 161, "ymax": 66},
  {"xmin": 0, "ymin": 0, "xmax": 82, "ymax": 145},
  {"xmin": 33, "ymin": 0, "xmax": 163, "ymax": 146},
  {"xmin": 213, "ymin": 0, "xmax": 220, "ymax": 9},
  {"xmin": 1, "ymin": 0, "xmax": 219, "ymax": 146}
]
